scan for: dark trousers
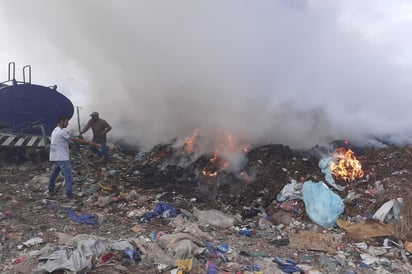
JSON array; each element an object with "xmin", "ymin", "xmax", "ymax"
[{"xmin": 90, "ymin": 139, "xmax": 110, "ymax": 163}]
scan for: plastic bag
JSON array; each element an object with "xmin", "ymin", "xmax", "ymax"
[
  {"xmin": 67, "ymin": 208, "xmax": 99, "ymax": 225},
  {"xmin": 192, "ymin": 207, "xmax": 237, "ymax": 229},
  {"xmin": 276, "ymin": 180, "xmax": 303, "ymax": 201},
  {"xmin": 141, "ymin": 202, "xmax": 176, "ymax": 222},
  {"xmin": 302, "ymin": 181, "xmax": 344, "ymax": 227},
  {"xmin": 318, "ymin": 157, "xmax": 345, "ymax": 191}
]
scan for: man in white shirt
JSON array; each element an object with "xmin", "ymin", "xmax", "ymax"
[{"xmin": 49, "ymin": 115, "xmax": 100, "ymax": 200}]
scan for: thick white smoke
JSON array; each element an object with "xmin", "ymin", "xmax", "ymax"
[{"xmin": 0, "ymin": 0, "xmax": 412, "ymax": 151}]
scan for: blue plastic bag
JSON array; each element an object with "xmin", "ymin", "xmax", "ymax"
[
  {"xmin": 205, "ymin": 261, "xmax": 218, "ymax": 274},
  {"xmin": 141, "ymin": 202, "xmax": 177, "ymax": 222},
  {"xmin": 273, "ymin": 257, "xmax": 304, "ymax": 273},
  {"xmin": 67, "ymin": 208, "xmax": 98, "ymax": 225},
  {"xmin": 302, "ymin": 181, "xmax": 344, "ymax": 227}
]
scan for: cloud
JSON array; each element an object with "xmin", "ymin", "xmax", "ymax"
[{"xmin": 0, "ymin": 0, "xmax": 411, "ymax": 150}]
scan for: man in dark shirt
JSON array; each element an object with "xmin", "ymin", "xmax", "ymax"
[{"xmin": 80, "ymin": 111, "xmax": 112, "ymax": 163}]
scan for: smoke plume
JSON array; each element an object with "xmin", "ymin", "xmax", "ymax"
[{"xmin": 1, "ymin": 0, "xmax": 412, "ymax": 151}]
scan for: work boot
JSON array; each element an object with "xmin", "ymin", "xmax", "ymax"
[
  {"xmin": 47, "ymin": 189, "xmax": 56, "ymax": 197},
  {"xmin": 61, "ymin": 197, "xmax": 73, "ymax": 206},
  {"xmin": 65, "ymin": 193, "xmax": 73, "ymax": 201}
]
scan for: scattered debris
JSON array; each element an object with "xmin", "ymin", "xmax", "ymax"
[{"xmin": 0, "ymin": 140, "xmax": 412, "ymax": 273}]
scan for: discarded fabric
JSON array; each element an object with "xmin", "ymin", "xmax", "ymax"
[
  {"xmin": 203, "ymin": 240, "xmax": 228, "ymax": 262},
  {"xmin": 23, "ymin": 237, "xmax": 44, "ymax": 247},
  {"xmin": 1, "ymin": 211, "xmax": 12, "ymax": 220},
  {"xmin": 35, "ymin": 236, "xmax": 108, "ymax": 273},
  {"xmin": 67, "ymin": 208, "xmax": 99, "ymax": 225},
  {"xmin": 273, "ymin": 257, "xmax": 304, "ymax": 274},
  {"xmin": 193, "ymin": 207, "xmax": 237, "ymax": 228},
  {"xmin": 203, "ymin": 240, "xmax": 220, "ymax": 258},
  {"xmin": 124, "ymin": 247, "xmax": 141, "ymax": 263},
  {"xmin": 205, "ymin": 261, "xmax": 218, "ymax": 274},
  {"xmin": 239, "ymin": 228, "xmax": 251, "ymax": 236},
  {"xmin": 149, "ymin": 230, "xmax": 165, "ymax": 241},
  {"xmin": 141, "ymin": 202, "xmax": 176, "ymax": 222},
  {"xmin": 217, "ymin": 243, "xmax": 229, "ymax": 253},
  {"xmin": 241, "ymin": 264, "xmax": 261, "ymax": 271}
]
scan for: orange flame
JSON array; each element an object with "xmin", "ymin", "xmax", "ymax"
[
  {"xmin": 330, "ymin": 147, "xmax": 364, "ymax": 182},
  {"xmin": 183, "ymin": 129, "xmax": 199, "ymax": 154},
  {"xmin": 201, "ymin": 170, "xmax": 218, "ymax": 177},
  {"xmin": 226, "ymin": 132, "xmax": 235, "ymax": 150},
  {"xmin": 209, "ymin": 148, "xmax": 230, "ymax": 169},
  {"xmin": 201, "ymin": 148, "xmax": 226, "ymax": 177},
  {"xmin": 209, "ymin": 148, "xmax": 220, "ymax": 164},
  {"xmin": 182, "ymin": 130, "xmax": 249, "ymax": 178}
]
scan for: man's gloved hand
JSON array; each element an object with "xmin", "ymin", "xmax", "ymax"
[{"xmin": 78, "ymin": 134, "xmax": 84, "ymax": 139}]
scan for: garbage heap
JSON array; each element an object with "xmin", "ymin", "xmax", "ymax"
[{"xmin": 1, "ymin": 140, "xmax": 412, "ymax": 273}]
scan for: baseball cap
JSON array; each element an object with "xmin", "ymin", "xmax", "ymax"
[{"xmin": 90, "ymin": 111, "xmax": 99, "ymax": 116}]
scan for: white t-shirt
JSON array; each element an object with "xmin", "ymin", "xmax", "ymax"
[{"xmin": 49, "ymin": 127, "xmax": 72, "ymax": 161}]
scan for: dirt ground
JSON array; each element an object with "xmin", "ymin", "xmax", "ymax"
[{"xmin": 0, "ymin": 140, "xmax": 412, "ymax": 273}]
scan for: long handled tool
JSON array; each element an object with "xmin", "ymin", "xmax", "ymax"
[{"xmin": 76, "ymin": 106, "xmax": 82, "ymax": 138}]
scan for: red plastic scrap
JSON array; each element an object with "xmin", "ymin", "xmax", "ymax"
[
  {"xmin": 92, "ymin": 252, "xmax": 113, "ymax": 269},
  {"xmin": 12, "ymin": 257, "xmax": 26, "ymax": 265}
]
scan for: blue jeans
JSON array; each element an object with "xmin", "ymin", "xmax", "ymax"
[
  {"xmin": 90, "ymin": 139, "xmax": 110, "ymax": 163},
  {"xmin": 49, "ymin": 161, "xmax": 73, "ymax": 196}
]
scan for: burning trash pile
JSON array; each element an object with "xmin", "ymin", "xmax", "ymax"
[
  {"xmin": 330, "ymin": 147, "xmax": 364, "ymax": 183},
  {"xmin": 1, "ymin": 133, "xmax": 412, "ymax": 273},
  {"xmin": 122, "ymin": 130, "xmax": 254, "ymax": 203}
]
